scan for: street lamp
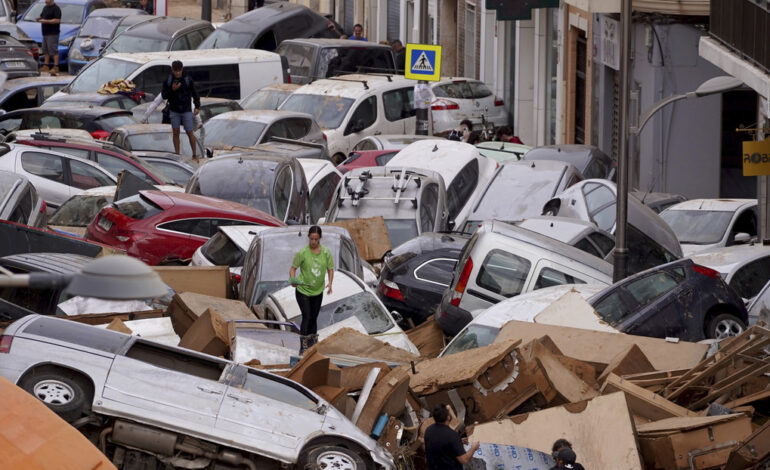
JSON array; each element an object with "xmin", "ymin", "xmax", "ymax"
[
  {"xmin": 614, "ymin": 75, "xmax": 744, "ymax": 281},
  {"xmin": 0, "ymin": 255, "xmax": 167, "ymax": 300}
]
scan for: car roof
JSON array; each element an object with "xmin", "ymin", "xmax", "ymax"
[
  {"xmin": 292, "ymin": 74, "xmax": 411, "ymax": 99},
  {"xmin": 281, "ymin": 38, "xmax": 392, "ymax": 49},
  {"xmin": 228, "ymin": 2, "xmax": 315, "ymax": 26},
  {"xmin": 45, "ymin": 92, "xmax": 115, "ymax": 102},
  {"xmin": 483, "ymin": 219, "xmax": 614, "ymax": 276},
  {"xmin": 0, "ymin": 252, "xmax": 94, "ymax": 274},
  {"xmin": 122, "ymin": 16, "xmax": 211, "ymax": 38},
  {"xmin": 665, "ymin": 198, "xmax": 757, "ymax": 212},
  {"xmin": 257, "ymin": 83, "xmax": 302, "ymax": 92},
  {"xmin": 103, "ymin": 48, "xmax": 278, "ymax": 65},
  {"xmin": 516, "ymin": 216, "xmax": 607, "ymax": 244},
  {"xmin": 0, "ymin": 76, "xmax": 74, "ymax": 92},
  {"xmin": 17, "ymin": 105, "xmax": 133, "ymax": 118},
  {"xmin": 209, "ymin": 109, "xmax": 314, "ymax": 124},
  {"xmin": 87, "ymin": 7, "xmax": 144, "ymax": 17},
  {"xmin": 387, "ymin": 139, "xmax": 484, "ymax": 183},
  {"xmin": 689, "ymin": 244, "xmax": 770, "ymax": 275},
  {"xmin": 139, "ymin": 190, "xmax": 282, "ymax": 222}
]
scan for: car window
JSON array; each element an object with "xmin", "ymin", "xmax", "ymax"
[
  {"xmin": 0, "ymin": 115, "xmax": 21, "ymax": 133},
  {"xmin": 414, "ymin": 258, "xmax": 457, "ymax": 286},
  {"xmin": 287, "ymin": 291, "xmax": 394, "ymax": 335},
  {"xmin": 383, "ymin": 88, "xmax": 415, "ymax": 121},
  {"xmin": 309, "ymin": 172, "xmax": 340, "ymax": 223},
  {"xmin": 279, "ymin": 43, "xmax": 315, "ymax": 79},
  {"xmin": 729, "ymin": 256, "xmax": 770, "ymax": 299},
  {"xmin": 583, "ymin": 183, "xmax": 615, "ymax": 231},
  {"xmin": 103, "ymin": 98, "xmax": 122, "ymax": 109},
  {"xmin": 281, "ymin": 94, "xmax": 354, "ymax": 130},
  {"xmin": 146, "ymin": 160, "xmax": 192, "ymax": 186},
  {"xmin": 534, "ymin": 267, "xmax": 587, "ymax": 290},
  {"xmin": 24, "ymin": 113, "xmax": 65, "ymax": 129},
  {"xmin": 254, "ymin": 30, "xmax": 277, "ymax": 51},
  {"xmin": 284, "ymin": 118, "xmax": 311, "ymax": 139},
  {"xmin": 132, "ymin": 65, "xmax": 172, "ymax": 98},
  {"xmin": 447, "ymin": 159, "xmax": 479, "ymax": 221},
  {"xmin": 419, "ymin": 182, "xmax": 438, "ymax": 233},
  {"xmin": 243, "ymin": 371, "xmax": 316, "ymax": 410},
  {"xmin": 339, "ymin": 242, "xmax": 357, "ymax": 272},
  {"xmin": 345, "ymin": 96, "xmax": 377, "ymax": 134},
  {"xmin": 21, "ymin": 151, "xmax": 66, "ymax": 184},
  {"xmin": 583, "ymin": 158, "xmax": 608, "ymax": 179},
  {"xmin": 170, "ymin": 35, "xmax": 190, "ymax": 51},
  {"xmin": 593, "ymin": 290, "xmax": 633, "ymax": 326},
  {"xmin": 624, "ymin": 271, "xmax": 680, "ymax": 308},
  {"xmin": 353, "ymin": 139, "xmax": 376, "ymax": 151},
  {"xmin": 627, "ymin": 225, "xmax": 679, "ymax": 275},
  {"xmin": 185, "ymin": 29, "xmax": 208, "ymax": 49},
  {"xmin": 186, "ymin": 64, "xmax": 241, "ymax": 100},
  {"xmin": 375, "ymin": 151, "xmax": 397, "ymax": 166},
  {"xmin": 37, "ymin": 145, "xmax": 90, "ymax": 160},
  {"xmin": 113, "ymin": 193, "xmax": 163, "ymax": 219},
  {"xmin": 49, "ymin": 194, "xmax": 112, "ymax": 226},
  {"xmin": 441, "ymin": 324, "xmax": 499, "ymax": 356},
  {"xmin": 202, "ymin": 231, "xmax": 243, "ymax": 266},
  {"xmin": 476, "ymin": 249, "xmax": 531, "ymax": 298},
  {"xmin": 433, "ymin": 82, "xmax": 473, "ymax": 99},
  {"xmin": 97, "ymin": 152, "xmax": 154, "ymax": 184},
  {"xmin": 119, "ymin": 97, "xmax": 138, "ymax": 110},
  {"xmin": 69, "ymin": 159, "xmax": 114, "ymax": 190},
  {"xmin": 125, "ymin": 341, "xmax": 225, "ymax": 381},
  {"xmin": 273, "ymin": 166, "xmax": 293, "ymax": 221},
  {"xmin": 159, "ymin": 219, "xmax": 207, "ymax": 237},
  {"xmin": 469, "ymin": 81, "xmax": 493, "ymax": 99},
  {"xmin": 7, "ymin": 188, "xmax": 34, "ymax": 224},
  {"xmin": 589, "ymin": 232, "xmax": 615, "ymax": 256}
]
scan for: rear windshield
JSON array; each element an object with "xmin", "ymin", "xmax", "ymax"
[
  {"xmin": 432, "ymin": 81, "xmax": 492, "ymax": 100},
  {"xmin": 126, "ymin": 133, "xmax": 196, "ymax": 158},
  {"xmin": 280, "ymin": 94, "xmax": 353, "ymax": 130},
  {"xmin": 49, "ymin": 194, "xmax": 113, "ymax": 226},
  {"xmin": 203, "ymin": 120, "xmax": 266, "ymax": 148},
  {"xmin": 96, "ymin": 114, "xmax": 137, "ymax": 131},
  {"xmin": 69, "ymin": 57, "xmax": 141, "ymax": 93},
  {"xmin": 241, "ymin": 89, "xmax": 293, "ymax": 111},
  {"xmin": 103, "ymin": 35, "xmax": 169, "ymax": 55},
  {"xmin": 286, "ymin": 291, "xmax": 394, "ymax": 335},
  {"xmin": 442, "ymin": 324, "xmax": 500, "ymax": 356},
  {"xmin": 202, "ymin": 231, "xmax": 244, "ymax": 266},
  {"xmin": 112, "ymin": 193, "xmax": 162, "ymax": 219},
  {"xmin": 198, "ymin": 27, "xmax": 253, "ymax": 49}
]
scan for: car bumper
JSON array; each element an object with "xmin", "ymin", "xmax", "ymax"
[
  {"xmin": 4, "ymin": 69, "xmax": 39, "ymax": 79},
  {"xmin": 435, "ymin": 302, "xmax": 473, "ymax": 336}
]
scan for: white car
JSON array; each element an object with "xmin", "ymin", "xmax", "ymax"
[
  {"xmin": 0, "ymin": 143, "xmax": 117, "ymax": 212},
  {"xmin": 279, "ymin": 74, "xmax": 417, "ymax": 163},
  {"xmin": 297, "ymin": 158, "xmax": 342, "ymax": 223},
  {"xmin": 475, "ymin": 141, "xmax": 531, "ymax": 163},
  {"xmin": 516, "ymin": 216, "xmax": 616, "ymax": 260},
  {"xmin": 190, "ymin": 225, "xmax": 268, "ymax": 277},
  {"xmin": 263, "ymin": 270, "xmax": 420, "ymax": 355},
  {"xmin": 386, "ymin": 139, "xmax": 497, "ymax": 228},
  {"xmin": 689, "ymin": 244, "xmax": 770, "ymax": 302},
  {"xmin": 239, "ymin": 83, "xmax": 301, "ymax": 110},
  {"xmin": 429, "ymin": 78, "xmax": 507, "ymax": 135},
  {"xmin": 660, "ymin": 199, "xmax": 758, "ymax": 256},
  {"xmin": 352, "ymin": 134, "xmax": 439, "ymax": 152}
]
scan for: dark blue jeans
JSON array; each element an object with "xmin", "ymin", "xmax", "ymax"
[{"xmin": 296, "ymin": 290, "xmax": 323, "ymax": 335}]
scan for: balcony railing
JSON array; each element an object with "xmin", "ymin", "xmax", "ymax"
[{"xmin": 710, "ymin": 0, "xmax": 770, "ymax": 74}]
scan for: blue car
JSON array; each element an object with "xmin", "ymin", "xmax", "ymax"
[
  {"xmin": 67, "ymin": 8, "xmax": 147, "ymax": 74},
  {"xmin": 16, "ymin": 0, "xmax": 108, "ymax": 68}
]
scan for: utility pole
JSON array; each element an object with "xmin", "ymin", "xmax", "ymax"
[
  {"xmin": 614, "ymin": 0, "xmax": 631, "ymax": 282},
  {"xmin": 414, "ymin": 0, "xmax": 431, "ymax": 135}
]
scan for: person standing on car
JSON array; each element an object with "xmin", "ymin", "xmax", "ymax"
[
  {"xmin": 289, "ymin": 225, "xmax": 334, "ymax": 353},
  {"xmin": 424, "ymin": 404, "xmax": 479, "ymax": 470},
  {"xmin": 162, "ymin": 60, "xmax": 200, "ymax": 159},
  {"xmin": 37, "ymin": 0, "xmax": 61, "ymax": 76}
]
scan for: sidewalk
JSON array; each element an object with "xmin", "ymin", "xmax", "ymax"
[{"xmin": 167, "ymin": 0, "xmax": 230, "ymax": 22}]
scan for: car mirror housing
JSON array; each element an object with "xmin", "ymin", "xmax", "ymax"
[{"xmin": 733, "ymin": 232, "xmax": 751, "ymax": 244}]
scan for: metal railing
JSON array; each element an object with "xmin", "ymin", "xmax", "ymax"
[{"xmin": 710, "ymin": 0, "xmax": 770, "ymax": 74}]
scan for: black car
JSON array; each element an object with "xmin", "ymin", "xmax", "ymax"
[
  {"xmin": 102, "ymin": 16, "xmax": 214, "ymax": 56},
  {"xmin": 131, "ymin": 97, "xmax": 243, "ymax": 124},
  {"xmin": 591, "ymin": 258, "xmax": 748, "ymax": 341},
  {"xmin": 0, "ymin": 33, "xmax": 39, "ymax": 79},
  {"xmin": 0, "ymin": 76, "xmax": 73, "ymax": 112},
  {"xmin": 198, "ymin": 2, "xmax": 341, "ymax": 52},
  {"xmin": 522, "ymin": 144, "xmax": 616, "ymax": 181},
  {"xmin": 0, "ymin": 106, "xmax": 138, "ymax": 139},
  {"xmin": 42, "ymin": 91, "xmax": 145, "ymax": 110},
  {"xmin": 378, "ymin": 232, "xmax": 469, "ymax": 326},
  {"xmin": 0, "ymin": 252, "xmax": 93, "ymax": 320}
]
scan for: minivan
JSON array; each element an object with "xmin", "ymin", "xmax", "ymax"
[
  {"xmin": 53, "ymin": 49, "xmax": 287, "ymax": 101},
  {"xmin": 435, "ymin": 219, "xmax": 614, "ymax": 335}
]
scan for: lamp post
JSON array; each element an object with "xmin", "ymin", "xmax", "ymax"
[{"xmin": 613, "ymin": 75, "xmax": 744, "ymax": 281}]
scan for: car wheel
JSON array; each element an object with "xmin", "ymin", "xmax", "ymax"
[
  {"xmin": 19, "ymin": 370, "xmax": 91, "ymax": 422},
  {"xmin": 299, "ymin": 445, "xmax": 368, "ymax": 470},
  {"xmin": 332, "ymin": 153, "xmax": 346, "ymax": 166},
  {"xmin": 707, "ymin": 313, "xmax": 746, "ymax": 340}
]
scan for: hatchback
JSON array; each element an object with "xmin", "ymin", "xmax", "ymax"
[
  {"xmin": 0, "ymin": 76, "xmax": 72, "ymax": 113},
  {"xmin": 0, "ymin": 106, "xmax": 138, "ymax": 140},
  {"xmin": 202, "ymin": 110, "xmax": 326, "ymax": 154},
  {"xmin": 0, "ymin": 33, "xmax": 38, "ymax": 79},
  {"xmin": 0, "ymin": 24, "xmax": 40, "ymax": 60},
  {"xmin": 430, "ymin": 78, "xmax": 506, "ymax": 135},
  {"xmin": 101, "ymin": 16, "xmax": 214, "ymax": 56},
  {"xmin": 0, "ymin": 170, "xmax": 46, "ymax": 227},
  {"xmin": 66, "ymin": 8, "xmax": 147, "ymax": 74},
  {"xmin": 85, "ymin": 190, "xmax": 284, "ymax": 265},
  {"xmin": 689, "ymin": 244, "xmax": 770, "ymax": 302}
]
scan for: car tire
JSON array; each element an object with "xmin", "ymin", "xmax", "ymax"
[
  {"xmin": 19, "ymin": 370, "xmax": 92, "ymax": 422},
  {"xmin": 298, "ymin": 445, "xmax": 369, "ymax": 470},
  {"xmin": 707, "ymin": 312, "xmax": 746, "ymax": 340}
]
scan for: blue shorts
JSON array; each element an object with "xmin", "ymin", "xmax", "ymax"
[{"xmin": 169, "ymin": 111, "xmax": 194, "ymax": 131}]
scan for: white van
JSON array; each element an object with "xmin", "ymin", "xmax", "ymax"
[{"xmin": 52, "ymin": 49, "xmax": 287, "ymax": 101}]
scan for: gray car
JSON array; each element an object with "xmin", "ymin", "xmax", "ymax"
[
  {"xmin": 101, "ymin": 16, "xmax": 214, "ymax": 56},
  {"xmin": 0, "ymin": 170, "xmax": 45, "ymax": 227},
  {"xmin": 0, "ymin": 33, "xmax": 38, "ymax": 79},
  {"xmin": 0, "ymin": 75, "xmax": 73, "ymax": 112},
  {"xmin": 0, "ymin": 314, "xmax": 395, "ymax": 469},
  {"xmin": 522, "ymin": 144, "xmax": 616, "ymax": 181}
]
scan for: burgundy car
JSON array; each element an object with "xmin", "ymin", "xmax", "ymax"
[
  {"xmin": 337, "ymin": 150, "xmax": 398, "ymax": 174},
  {"xmin": 85, "ymin": 190, "xmax": 284, "ymax": 265}
]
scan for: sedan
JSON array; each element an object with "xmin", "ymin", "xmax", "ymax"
[
  {"xmin": 429, "ymin": 78, "xmax": 507, "ymax": 135},
  {"xmin": 0, "ymin": 24, "xmax": 40, "ymax": 60},
  {"xmin": 0, "ymin": 33, "xmax": 38, "ymax": 79},
  {"xmin": 0, "ymin": 314, "xmax": 395, "ymax": 469},
  {"xmin": 85, "ymin": 190, "xmax": 285, "ymax": 265}
]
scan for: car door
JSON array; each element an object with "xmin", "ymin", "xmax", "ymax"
[
  {"xmin": 465, "ymin": 247, "xmax": 534, "ymax": 311},
  {"xmin": 216, "ymin": 365, "xmax": 324, "ymax": 462},
  {"xmin": 728, "ymin": 255, "xmax": 770, "ymax": 300},
  {"xmin": 101, "ymin": 340, "xmax": 227, "ymax": 429},
  {"xmin": 614, "ymin": 267, "xmax": 688, "ymax": 339},
  {"xmin": 96, "ymin": 151, "xmax": 156, "ymax": 184},
  {"xmin": 17, "ymin": 150, "xmax": 71, "ymax": 210},
  {"xmin": 529, "ymin": 260, "xmax": 588, "ymax": 291},
  {"xmin": 309, "ymin": 170, "xmax": 340, "ymax": 223},
  {"xmin": 342, "ymin": 96, "xmax": 377, "ymax": 154},
  {"xmin": 273, "ymin": 165, "xmax": 294, "ymax": 222},
  {"xmin": 66, "ymin": 158, "xmax": 116, "ymax": 191},
  {"xmin": 382, "ymin": 87, "xmax": 416, "ymax": 134}
]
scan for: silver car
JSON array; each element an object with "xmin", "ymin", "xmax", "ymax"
[
  {"xmin": 0, "ymin": 315, "xmax": 394, "ymax": 469},
  {"xmin": 0, "ymin": 170, "xmax": 45, "ymax": 227}
]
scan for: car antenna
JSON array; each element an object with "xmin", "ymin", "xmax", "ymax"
[{"xmin": 432, "ymin": 144, "xmax": 438, "ymax": 152}]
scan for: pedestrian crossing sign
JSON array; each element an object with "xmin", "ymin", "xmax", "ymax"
[{"xmin": 405, "ymin": 43, "xmax": 442, "ymax": 81}]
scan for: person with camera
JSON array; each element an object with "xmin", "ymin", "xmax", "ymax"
[{"xmin": 161, "ymin": 60, "xmax": 200, "ymax": 159}]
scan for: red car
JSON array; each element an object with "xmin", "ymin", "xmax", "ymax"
[
  {"xmin": 337, "ymin": 150, "xmax": 399, "ymax": 174},
  {"xmin": 85, "ymin": 190, "xmax": 284, "ymax": 265}
]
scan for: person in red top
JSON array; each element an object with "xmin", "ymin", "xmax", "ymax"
[{"xmin": 496, "ymin": 125, "xmax": 524, "ymax": 144}]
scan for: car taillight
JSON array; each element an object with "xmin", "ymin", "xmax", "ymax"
[
  {"xmin": 322, "ymin": 132, "xmax": 327, "ymax": 142},
  {"xmin": 40, "ymin": 200, "xmax": 46, "ymax": 213},
  {"xmin": 232, "ymin": 273, "xmax": 241, "ymax": 284},
  {"xmin": 494, "ymin": 97, "xmax": 504, "ymax": 106},
  {"xmin": 431, "ymin": 100, "xmax": 459, "ymax": 111},
  {"xmin": 450, "ymin": 257, "xmax": 473, "ymax": 307},
  {"xmin": 24, "ymin": 49, "xmax": 34, "ymax": 58},
  {"xmin": 0, "ymin": 335, "xmax": 12, "ymax": 353},
  {"xmin": 692, "ymin": 264, "xmax": 720, "ymax": 279},
  {"xmin": 91, "ymin": 130, "xmax": 110, "ymax": 140},
  {"xmin": 379, "ymin": 279, "xmax": 404, "ymax": 301}
]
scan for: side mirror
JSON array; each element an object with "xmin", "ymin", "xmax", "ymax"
[
  {"xmin": 734, "ymin": 232, "xmax": 751, "ymax": 244},
  {"xmin": 390, "ymin": 310, "xmax": 404, "ymax": 325}
]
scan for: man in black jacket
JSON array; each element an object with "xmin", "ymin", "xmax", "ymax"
[{"xmin": 162, "ymin": 60, "xmax": 200, "ymax": 158}]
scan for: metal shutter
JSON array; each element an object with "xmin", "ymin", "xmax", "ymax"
[
  {"xmin": 344, "ymin": 0, "xmax": 355, "ymax": 36},
  {"xmin": 387, "ymin": 0, "xmax": 400, "ymax": 41}
]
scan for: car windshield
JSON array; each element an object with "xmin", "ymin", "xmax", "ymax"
[
  {"xmin": 257, "ymin": 236, "xmax": 341, "ymax": 281},
  {"xmin": 287, "ymin": 291, "xmax": 394, "ymax": 335},
  {"xmin": 441, "ymin": 324, "xmax": 500, "ymax": 356},
  {"xmin": 49, "ymin": 194, "xmax": 113, "ymax": 226},
  {"xmin": 203, "ymin": 120, "xmax": 266, "ymax": 148},
  {"xmin": 103, "ymin": 35, "xmax": 169, "ymax": 54},
  {"xmin": 241, "ymin": 89, "xmax": 293, "ymax": 110},
  {"xmin": 660, "ymin": 209, "xmax": 734, "ymax": 245},
  {"xmin": 198, "ymin": 27, "xmax": 253, "ymax": 49},
  {"xmin": 79, "ymin": 16, "xmax": 119, "ymax": 38},
  {"xmin": 126, "ymin": 133, "xmax": 195, "ymax": 157},
  {"xmin": 24, "ymin": 3, "xmax": 84, "ymax": 24},
  {"xmin": 69, "ymin": 57, "xmax": 141, "ymax": 93},
  {"xmin": 280, "ymin": 94, "xmax": 354, "ymax": 129}
]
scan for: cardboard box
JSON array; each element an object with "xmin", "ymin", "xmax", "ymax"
[
  {"xmin": 154, "ymin": 265, "xmax": 232, "ymax": 299},
  {"xmin": 178, "ymin": 308, "xmax": 230, "ymax": 356},
  {"xmin": 325, "ymin": 216, "xmax": 391, "ymax": 263},
  {"xmin": 167, "ymin": 292, "xmax": 256, "ymax": 336}
]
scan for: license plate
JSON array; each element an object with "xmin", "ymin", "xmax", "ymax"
[
  {"xmin": 97, "ymin": 216, "xmax": 112, "ymax": 231},
  {"xmin": 3, "ymin": 61, "xmax": 26, "ymax": 69}
]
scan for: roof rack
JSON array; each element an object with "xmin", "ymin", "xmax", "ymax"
[
  {"xmin": 326, "ymin": 76, "xmax": 369, "ymax": 90},
  {"xmin": 338, "ymin": 167, "xmax": 422, "ymax": 208},
  {"xmin": 265, "ymin": 136, "xmax": 325, "ymax": 149},
  {"xmin": 337, "ymin": 70, "xmax": 394, "ymax": 81}
]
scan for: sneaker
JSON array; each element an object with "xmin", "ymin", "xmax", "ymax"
[
  {"xmin": 40, "ymin": 65, "xmax": 49, "ymax": 73},
  {"xmin": 50, "ymin": 66, "xmax": 59, "ymax": 76}
]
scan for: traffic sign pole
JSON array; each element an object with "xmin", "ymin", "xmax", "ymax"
[{"xmin": 405, "ymin": 43, "xmax": 442, "ymax": 136}]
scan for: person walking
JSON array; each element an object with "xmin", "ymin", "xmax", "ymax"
[
  {"xmin": 391, "ymin": 39, "xmax": 406, "ymax": 73},
  {"xmin": 37, "ymin": 0, "xmax": 61, "ymax": 75},
  {"xmin": 289, "ymin": 226, "xmax": 334, "ymax": 353},
  {"xmin": 161, "ymin": 60, "xmax": 200, "ymax": 159},
  {"xmin": 424, "ymin": 404, "xmax": 479, "ymax": 470}
]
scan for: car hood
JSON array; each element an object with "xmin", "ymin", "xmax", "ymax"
[
  {"xmin": 17, "ymin": 21, "xmax": 80, "ymax": 42},
  {"xmin": 680, "ymin": 242, "xmax": 721, "ymax": 257}
]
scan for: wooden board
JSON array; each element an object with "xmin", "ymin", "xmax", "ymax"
[
  {"xmin": 469, "ymin": 392, "xmax": 643, "ymax": 469},
  {"xmin": 602, "ymin": 374, "xmax": 696, "ymax": 421},
  {"xmin": 154, "ymin": 265, "xmax": 232, "ymax": 299},
  {"xmin": 167, "ymin": 292, "xmax": 256, "ymax": 336},
  {"xmin": 597, "ymin": 344, "xmax": 656, "ymax": 385},
  {"xmin": 356, "ymin": 367, "xmax": 410, "ymax": 434},
  {"xmin": 316, "ymin": 328, "xmax": 419, "ymax": 364},
  {"xmin": 405, "ymin": 318, "xmax": 445, "ymax": 359},
  {"xmin": 325, "ymin": 216, "xmax": 391, "ymax": 262}
]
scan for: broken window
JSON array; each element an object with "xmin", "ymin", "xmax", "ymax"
[
  {"xmin": 125, "ymin": 340, "xmax": 225, "ymax": 381},
  {"xmin": 287, "ymin": 291, "xmax": 393, "ymax": 335},
  {"xmin": 243, "ymin": 371, "xmax": 317, "ymax": 410}
]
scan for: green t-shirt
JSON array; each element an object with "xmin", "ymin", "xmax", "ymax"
[{"xmin": 292, "ymin": 245, "xmax": 335, "ymax": 296}]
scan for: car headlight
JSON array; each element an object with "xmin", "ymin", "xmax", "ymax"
[
  {"xmin": 58, "ymin": 36, "xmax": 74, "ymax": 47},
  {"xmin": 69, "ymin": 48, "xmax": 84, "ymax": 61}
]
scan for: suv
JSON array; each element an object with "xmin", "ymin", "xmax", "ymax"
[
  {"xmin": 436, "ymin": 219, "xmax": 614, "ymax": 335},
  {"xmin": 280, "ymin": 74, "xmax": 417, "ymax": 163},
  {"xmin": 324, "ymin": 166, "xmax": 448, "ymax": 249},
  {"xmin": 277, "ymin": 38, "xmax": 396, "ymax": 84},
  {"xmin": 101, "ymin": 16, "xmax": 214, "ymax": 57}
]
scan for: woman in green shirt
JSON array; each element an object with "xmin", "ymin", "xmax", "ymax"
[{"xmin": 290, "ymin": 225, "xmax": 335, "ymax": 352}]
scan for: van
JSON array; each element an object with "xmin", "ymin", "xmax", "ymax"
[
  {"xmin": 435, "ymin": 219, "xmax": 613, "ymax": 335},
  {"xmin": 54, "ymin": 49, "xmax": 287, "ymax": 101}
]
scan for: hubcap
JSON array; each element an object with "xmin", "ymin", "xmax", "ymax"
[
  {"xmin": 33, "ymin": 380, "xmax": 75, "ymax": 405},
  {"xmin": 714, "ymin": 318, "xmax": 743, "ymax": 340},
  {"xmin": 316, "ymin": 450, "xmax": 357, "ymax": 470}
]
